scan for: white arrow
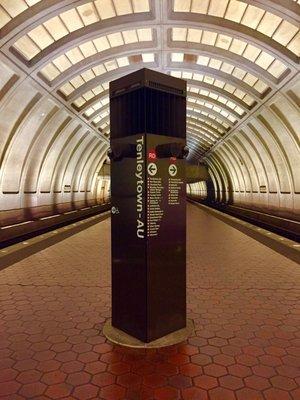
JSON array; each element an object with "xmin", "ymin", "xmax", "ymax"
[
  {"xmin": 169, "ymin": 164, "xmax": 177, "ymax": 177},
  {"xmin": 148, "ymin": 163, "xmax": 157, "ymax": 176}
]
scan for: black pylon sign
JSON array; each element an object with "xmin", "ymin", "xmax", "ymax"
[{"xmin": 109, "ymin": 69, "xmax": 187, "ymax": 342}]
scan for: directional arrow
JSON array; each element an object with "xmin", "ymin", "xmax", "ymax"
[
  {"xmin": 148, "ymin": 162, "xmax": 157, "ymax": 176},
  {"xmin": 168, "ymin": 164, "xmax": 177, "ymax": 177}
]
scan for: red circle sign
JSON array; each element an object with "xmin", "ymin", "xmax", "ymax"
[{"xmin": 148, "ymin": 150, "xmax": 156, "ymax": 160}]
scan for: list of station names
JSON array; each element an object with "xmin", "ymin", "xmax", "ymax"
[
  {"xmin": 168, "ymin": 177, "xmax": 184, "ymax": 205},
  {"xmin": 147, "ymin": 176, "xmax": 164, "ymax": 237}
]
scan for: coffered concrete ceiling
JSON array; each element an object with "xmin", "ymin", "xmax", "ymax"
[{"xmin": 0, "ymin": 0, "xmax": 299, "ymax": 162}]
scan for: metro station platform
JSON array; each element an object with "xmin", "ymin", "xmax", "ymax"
[{"xmin": 0, "ymin": 204, "xmax": 299, "ymax": 400}]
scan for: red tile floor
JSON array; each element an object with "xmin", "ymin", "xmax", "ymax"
[{"xmin": 0, "ymin": 204, "xmax": 299, "ymax": 400}]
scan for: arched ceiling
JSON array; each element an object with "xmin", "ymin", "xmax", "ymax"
[{"xmin": 0, "ymin": 0, "xmax": 299, "ymax": 162}]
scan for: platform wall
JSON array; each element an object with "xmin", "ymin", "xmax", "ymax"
[
  {"xmin": 187, "ymin": 182, "xmax": 207, "ymax": 201},
  {"xmin": 0, "ymin": 56, "xmax": 110, "ymax": 227},
  {"xmin": 205, "ymin": 77, "xmax": 300, "ymax": 221}
]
